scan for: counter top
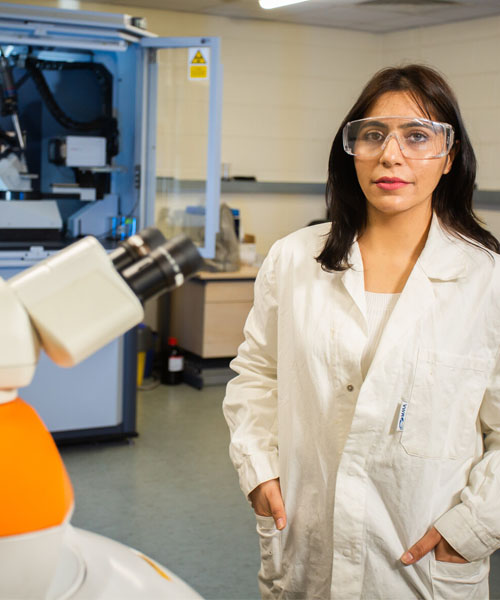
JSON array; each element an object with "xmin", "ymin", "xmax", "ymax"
[{"xmin": 194, "ymin": 265, "xmax": 260, "ymax": 281}]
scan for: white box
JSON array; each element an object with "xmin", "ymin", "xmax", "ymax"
[{"xmin": 65, "ymin": 136, "xmax": 106, "ymax": 168}]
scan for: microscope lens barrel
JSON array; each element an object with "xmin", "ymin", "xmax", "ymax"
[
  {"xmin": 110, "ymin": 227, "xmax": 168, "ymax": 273},
  {"xmin": 118, "ymin": 235, "xmax": 203, "ymax": 303}
]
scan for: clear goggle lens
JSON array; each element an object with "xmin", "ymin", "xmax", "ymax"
[{"xmin": 342, "ymin": 116, "xmax": 455, "ymax": 159}]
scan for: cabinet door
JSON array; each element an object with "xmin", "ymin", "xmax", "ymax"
[{"xmin": 140, "ymin": 37, "xmax": 222, "ymax": 259}]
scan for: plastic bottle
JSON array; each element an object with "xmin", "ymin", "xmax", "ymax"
[
  {"xmin": 162, "ymin": 337, "xmax": 184, "ymax": 385},
  {"xmin": 230, "ymin": 208, "xmax": 240, "ymax": 240}
]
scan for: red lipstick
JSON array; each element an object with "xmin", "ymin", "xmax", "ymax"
[{"xmin": 374, "ymin": 177, "xmax": 410, "ymax": 191}]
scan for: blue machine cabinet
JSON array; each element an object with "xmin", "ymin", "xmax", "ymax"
[{"xmin": 0, "ymin": 3, "xmax": 222, "ymax": 441}]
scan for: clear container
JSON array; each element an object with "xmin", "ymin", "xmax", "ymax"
[{"xmin": 183, "ymin": 205, "xmax": 206, "ymax": 245}]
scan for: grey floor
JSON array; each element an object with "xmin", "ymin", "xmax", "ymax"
[
  {"xmin": 61, "ymin": 382, "xmax": 500, "ymax": 600},
  {"xmin": 61, "ymin": 383, "xmax": 260, "ymax": 600}
]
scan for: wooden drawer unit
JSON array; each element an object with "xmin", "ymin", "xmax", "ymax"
[{"xmin": 170, "ymin": 267, "xmax": 258, "ymax": 358}]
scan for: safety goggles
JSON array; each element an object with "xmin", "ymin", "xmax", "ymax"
[{"xmin": 342, "ymin": 116, "xmax": 455, "ymax": 160}]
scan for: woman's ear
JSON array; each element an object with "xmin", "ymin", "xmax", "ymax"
[{"xmin": 444, "ymin": 141, "xmax": 459, "ymax": 175}]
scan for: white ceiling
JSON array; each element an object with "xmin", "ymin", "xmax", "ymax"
[{"xmin": 97, "ymin": 0, "xmax": 500, "ymax": 33}]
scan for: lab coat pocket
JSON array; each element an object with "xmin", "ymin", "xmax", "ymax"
[
  {"xmin": 256, "ymin": 515, "xmax": 282, "ymax": 599},
  {"xmin": 400, "ymin": 349, "xmax": 492, "ymax": 459},
  {"xmin": 430, "ymin": 556, "xmax": 489, "ymax": 599}
]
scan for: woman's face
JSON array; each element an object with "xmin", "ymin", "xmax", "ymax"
[{"xmin": 354, "ymin": 91, "xmax": 454, "ymax": 220}]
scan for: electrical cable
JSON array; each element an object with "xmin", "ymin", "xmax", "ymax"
[
  {"xmin": 25, "ymin": 57, "xmax": 118, "ymax": 158},
  {"xmin": 14, "ymin": 71, "xmax": 30, "ymax": 91}
]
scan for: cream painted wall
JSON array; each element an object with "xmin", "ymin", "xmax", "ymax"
[
  {"xmin": 218, "ymin": 193, "xmax": 326, "ymax": 256},
  {"xmin": 382, "ymin": 17, "xmax": 500, "ymax": 191},
  {"xmin": 141, "ymin": 6, "xmax": 381, "ymax": 251},
  {"xmin": 477, "ymin": 209, "xmax": 500, "ymax": 242}
]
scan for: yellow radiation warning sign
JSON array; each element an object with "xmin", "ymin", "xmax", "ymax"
[{"xmin": 188, "ymin": 47, "xmax": 209, "ymax": 81}]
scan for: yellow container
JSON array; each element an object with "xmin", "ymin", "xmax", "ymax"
[{"xmin": 137, "ymin": 351, "xmax": 146, "ymax": 387}]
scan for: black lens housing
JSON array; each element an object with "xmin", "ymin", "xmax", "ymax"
[
  {"xmin": 110, "ymin": 227, "xmax": 167, "ymax": 273},
  {"xmin": 113, "ymin": 232, "xmax": 203, "ymax": 303}
]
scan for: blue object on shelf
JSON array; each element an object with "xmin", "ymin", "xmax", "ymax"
[
  {"xmin": 111, "ymin": 216, "xmax": 137, "ymax": 241},
  {"xmin": 230, "ymin": 208, "xmax": 240, "ymax": 239},
  {"xmin": 186, "ymin": 205, "xmax": 206, "ymax": 215}
]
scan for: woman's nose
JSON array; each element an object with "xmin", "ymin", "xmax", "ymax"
[{"xmin": 379, "ymin": 133, "xmax": 405, "ymax": 165}]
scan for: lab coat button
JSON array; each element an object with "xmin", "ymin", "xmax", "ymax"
[
  {"xmin": 346, "ymin": 384, "xmax": 354, "ymax": 392},
  {"xmin": 343, "ymin": 548, "xmax": 352, "ymax": 558}
]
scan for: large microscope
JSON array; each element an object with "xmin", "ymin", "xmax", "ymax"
[{"xmin": 0, "ymin": 227, "xmax": 204, "ymax": 599}]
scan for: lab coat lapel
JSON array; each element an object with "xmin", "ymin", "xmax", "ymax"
[
  {"xmin": 340, "ymin": 241, "xmax": 367, "ymax": 324},
  {"xmin": 366, "ymin": 215, "xmax": 467, "ymax": 377}
]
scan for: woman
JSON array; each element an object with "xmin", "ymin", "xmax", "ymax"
[{"xmin": 223, "ymin": 64, "xmax": 500, "ymax": 599}]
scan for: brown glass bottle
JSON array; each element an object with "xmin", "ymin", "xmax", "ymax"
[{"xmin": 161, "ymin": 337, "xmax": 184, "ymax": 385}]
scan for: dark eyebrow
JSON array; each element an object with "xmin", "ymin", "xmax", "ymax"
[
  {"xmin": 358, "ymin": 120, "xmax": 389, "ymax": 130},
  {"xmin": 399, "ymin": 120, "xmax": 434, "ymax": 130},
  {"xmin": 358, "ymin": 119, "xmax": 435, "ymax": 131}
]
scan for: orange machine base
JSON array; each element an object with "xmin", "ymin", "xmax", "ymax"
[{"xmin": 0, "ymin": 398, "xmax": 74, "ymax": 536}]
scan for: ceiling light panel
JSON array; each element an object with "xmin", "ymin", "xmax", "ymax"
[{"xmin": 259, "ymin": 0, "xmax": 310, "ymax": 8}]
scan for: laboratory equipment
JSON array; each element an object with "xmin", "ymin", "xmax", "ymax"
[
  {"xmin": 0, "ymin": 2, "xmax": 222, "ymax": 440},
  {"xmin": 0, "ymin": 226, "xmax": 204, "ymax": 599}
]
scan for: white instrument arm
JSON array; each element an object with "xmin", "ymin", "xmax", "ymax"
[
  {"xmin": 0, "ymin": 236, "xmax": 143, "ymax": 399},
  {"xmin": 0, "ymin": 277, "xmax": 39, "ymax": 402}
]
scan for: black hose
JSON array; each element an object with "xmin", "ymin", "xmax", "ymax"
[{"xmin": 25, "ymin": 57, "xmax": 118, "ymax": 157}]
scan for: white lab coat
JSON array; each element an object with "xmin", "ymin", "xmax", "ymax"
[{"xmin": 223, "ymin": 215, "xmax": 500, "ymax": 599}]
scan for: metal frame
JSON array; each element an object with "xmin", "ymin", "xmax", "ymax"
[
  {"xmin": 140, "ymin": 37, "xmax": 222, "ymax": 259},
  {"xmin": 0, "ymin": 2, "xmax": 155, "ymax": 36},
  {"xmin": 0, "ymin": 3, "xmax": 155, "ymax": 52}
]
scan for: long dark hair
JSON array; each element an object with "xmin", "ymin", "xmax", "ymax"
[{"xmin": 317, "ymin": 64, "xmax": 500, "ymax": 271}]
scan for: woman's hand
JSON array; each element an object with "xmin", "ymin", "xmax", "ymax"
[
  {"xmin": 249, "ymin": 478, "xmax": 287, "ymax": 530},
  {"xmin": 401, "ymin": 527, "xmax": 468, "ymax": 565}
]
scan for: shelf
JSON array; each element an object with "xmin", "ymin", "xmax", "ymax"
[
  {"xmin": 156, "ymin": 177, "xmax": 326, "ymax": 195},
  {"xmin": 474, "ymin": 190, "xmax": 500, "ymax": 210},
  {"xmin": 155, "ymin": 180, "xmax": 500, "ymax": 208}
]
